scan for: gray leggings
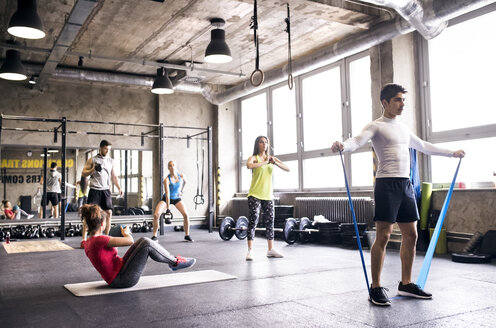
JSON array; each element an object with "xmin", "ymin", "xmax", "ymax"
[
  {"xmin": 109, "ymin": 237, "xmax": 176, "ymax": 288},
  {"xmin": 247, "ymin": 196, "xmax": 274, "ymax": 240}
]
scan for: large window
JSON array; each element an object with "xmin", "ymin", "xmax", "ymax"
[
  {"xmin": 421, "ymin": 7, "xmax": 496, "ymax": 186},
  {"xmin": 238, "ymin": 52, "xmax": 373, "ymax": 192},
  {"xmin": 302, "ymin": 66, "xmax": 342, "ymax": 151}
]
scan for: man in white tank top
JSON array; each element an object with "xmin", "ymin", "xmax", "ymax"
[
  {"xmin": 81, "ymin": 140, "xmax": 123, "ymax": 246},
  {"xmin": 332, "ymin": 84, "xmax": 465, "ymax": 306}
]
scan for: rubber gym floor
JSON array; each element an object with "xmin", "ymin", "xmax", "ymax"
[{"xmin": 1, "ymin": 227, "xmax": 495, "ymax": 328}]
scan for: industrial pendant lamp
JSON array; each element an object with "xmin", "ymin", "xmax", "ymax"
[
  {"xmin": 0, "ymin": 49, "xmax": 27, "ymax": 81},
  {"xmin": 8, "ymin": 0, "xmax": 46, "ymax": 39},
  {"xmin": 151, "ymin": 67, "xmax": 174, "ymax": 94},
  {"xmin": 204, "ymin": 18, "xmax": 232, "ymax": 64}
]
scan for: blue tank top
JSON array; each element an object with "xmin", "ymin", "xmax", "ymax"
[{"xmin": 168, "ymin": 174, "xmax": 182, "ymax": 200}]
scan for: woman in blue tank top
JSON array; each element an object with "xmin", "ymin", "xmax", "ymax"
[{"xmin": 152, "ymin": 161, "xmax": 193, "ymax": 242}]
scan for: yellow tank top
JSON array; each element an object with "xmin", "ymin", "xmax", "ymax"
[{"xmin": 247, "ymin": 155, "xmax": 274, "ymax": 200}]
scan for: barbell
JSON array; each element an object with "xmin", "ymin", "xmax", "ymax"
[
  {"xmin": 219, "ymin": 216, "xmax": 284, "ymax": 241},
  {"xmin": 283, "ymin": 217, "xmax": 320, "ymax": 244}
]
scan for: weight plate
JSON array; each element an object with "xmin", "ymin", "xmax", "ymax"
[
  {"xmin": 235, "ymin": 216, "xmax": 249, "ymax": 240},
  {"xmin": 219, "ymin": 216, "xmax": 235, "ymax": 241},
  {"xmin": 299, "ymin": 217, "xmax": 313, "ymax": 243},
  {"xmin": 283, "ymin": 218, "xmax": 298, "ymax": 244}
]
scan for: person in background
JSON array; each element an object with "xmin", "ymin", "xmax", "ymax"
[
  {"xmin": 245, "ymin": 136, "xmax": 290, "ymax": 261},
  {"xmin": 81, "ymin": 140, "xmax": 123, "ymax": 246},
  {"xmin": 2, "ymin": 200, "xmax": 34, "ymax": 220},
  {"xmin": 40, "ymin": 162, "xmax": 61, "ymax": 219},
  {"xmin": 152, "ymin": 161, "xmax": 193, "ymax": 242},
  {"xmin": 77, "ymin": 175, "xmax": 89, "ymax": 209},
  {"xmin": 81, "ymin": 204, "xmax": 196, "ymax": 288}
]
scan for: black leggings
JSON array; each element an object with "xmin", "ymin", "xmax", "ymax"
[
  {"xmin": 109, "ymin": 237, "xmax": 176, "ymax": 288},
  {"xmin": 247, "ymin": 196, "xmax": 274, "ymax": 241}
]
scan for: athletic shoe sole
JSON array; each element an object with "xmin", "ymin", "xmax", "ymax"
[
  {"xmin": 368, "ymin": 297, "xmax": 391, "ymax": 306},
  {"xmin": 397, "ymin": 290, "xmax": 432, "ymax": 299}
]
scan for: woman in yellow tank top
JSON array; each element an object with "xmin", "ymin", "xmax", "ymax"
[{"xmin": 245, "ymin": 136, "xmax": 289, "ymax": 261}]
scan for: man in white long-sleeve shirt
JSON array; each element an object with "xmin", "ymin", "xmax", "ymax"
[{"xmin": 332, "ymin": 83, "xmax": 465, "ymax": 306}]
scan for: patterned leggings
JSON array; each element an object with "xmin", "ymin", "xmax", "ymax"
[
  {"xmin": 109, "ymin": 237, "xmax": 176, "ymax": 288},
  {"xmin": 247, "ymin": 196, "xmax": 274, "ymax": 240}
]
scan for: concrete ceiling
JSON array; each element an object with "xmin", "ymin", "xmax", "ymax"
[{"xmin": 0, "ymin": 0, "xmax": 392, "ymax": 89}]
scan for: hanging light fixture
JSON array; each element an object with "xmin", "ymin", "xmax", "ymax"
[
  {"xmin": 8, "ymin": 0, "xmax": 45, "ymax": 39},
  {"xmin": 204, "ymin": 18, "xmax": 232, "ymax": 64},
  {"xmin": 151, "ymin": 67, "xmax": 174, "ymax": 94},
  {"xmin": 0, "ymin": 49, "xmax": 27, "ymax": 81}
]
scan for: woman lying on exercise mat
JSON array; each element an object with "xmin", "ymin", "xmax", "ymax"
[
  {"xmin": 152, "ymin": 160, "xmax": 193, "ymax": 242},
  {"xmin": 81, "ymin": 204, "xmax": 196, "ymax": 288}
]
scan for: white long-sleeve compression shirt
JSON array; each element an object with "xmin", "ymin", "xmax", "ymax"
[{"xmin": 342, "ymin": 116, "xmax": 454, "ymax": 178}]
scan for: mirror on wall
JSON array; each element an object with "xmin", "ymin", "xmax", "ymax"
[{"xmin": 0, "ymin": 146, "xmax": 153, "ymax": 218}]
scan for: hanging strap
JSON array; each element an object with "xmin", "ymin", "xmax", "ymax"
[
  {"xmin": 285, "ymin": 3, "xmax": 293, "ymax": 90},
  {"xmin": 250, "ymin": 0, "xmax": 264, "ymax": 87},
  {"xmin": 193, "ymin": 138, "xmax": 205, "ymax": 208}
]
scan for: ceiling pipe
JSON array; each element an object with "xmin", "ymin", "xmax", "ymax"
[
  {"xmin": 203, "ymin": 0, "xmax": 494, "ymax": 105},
  {"xmin": 359, "ymin": 0, "xmax": 447, "ymax": 40},
  {"xmin": 19, "ymin": 63, "xmax": 203, "ymax": 93}
]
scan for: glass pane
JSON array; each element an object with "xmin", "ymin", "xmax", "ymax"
[
  {"xmin": 272, "ymin": 85, "xmax": 297, "ymax": 155},
  {"xmin": 273, "ymin": 160, "xmax": 298, "ymax": 190},
  {"xmin": 349, "ymin": 56, "xmax": 372, "ymax": 137},
  {"xmin": 428, "ymin": 10, "xmax": 496, "ymax": 132},
  {"xmin": 241, "ymin": 93, "xmax": 267, "ymax": 160},
  {"xmin": 113, "ymin": 151, "xmax": 120, "ymax": 176},
  {"xmin": 241, "ymin": 164, "xmax": 252, "ymax": 192},
  {"xmin": 131, "ymin": 150, "xmax": 139, "ymax": 174},
  {"xmin": 142, "ymin": 151, "xmax": 153, "ymax": 178},
  {"xmin": 131, "ymin": 177, "xmax": 138, "ymax": 192},
  {"xmin": 303, "ymin": 156, "xmax": 343, "ymax": 189},
  {"xmin": 302, "ymin": 67, "xmax": 342, "ymax": 151},
  {"xmin": 351, "ymin": 151, "xmax": 374, "ymax": 187},
  {"xmin": 431, "ymin": 137, "xmax": 496, "ymax": 187}
]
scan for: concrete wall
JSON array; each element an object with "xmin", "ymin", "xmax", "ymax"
[{"xmin": 1, "ymin": 79, "xmax": 215, "ymax": 221}]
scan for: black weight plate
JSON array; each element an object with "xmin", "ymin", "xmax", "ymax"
[
  {"xmin": 219, "ymin": 216, "xmax": 235, "ymax": 241},
  {"xmin": 451, "ymin": 253, "xmax": 492, "ymax": 264},
  {"xmin": 299, "ymin": 217, "xmax": 313, "ymax": 243},
  {"xmin": 235, "ymin": 216, "xmax": 249, "ymax": 240},
  {"xmin": 284, "ymin": 218, "xmax": 298, "ymax": 244}
]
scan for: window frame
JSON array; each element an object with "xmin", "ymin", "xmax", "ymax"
[
  {"xmin": 237, "ymin": 50, "xmax": 373, "ymax": 192},
  {"xmin": 417, "ymin": 3, "xmax": 496, "ymax": 183}
]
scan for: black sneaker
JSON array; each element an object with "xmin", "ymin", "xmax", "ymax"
[
  {"xmin": 151, "ymin": 236, "xmax": 158, "ymax": 241},
  {"xmin": 398, "ymin": 282, "xmax": 432, "ymax": 299},
  {"xmin": 369, "ymin": 286, "xmax": 391, "ymax": 306},
  {"xmin": 184, "ymin": 235, "xmax": 194, "ymax": 242}
]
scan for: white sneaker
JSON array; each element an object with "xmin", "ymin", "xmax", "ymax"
[
  {"xmin": 267, "ymin": 248, "xmax": 284, "ymax": 258},
  {"xmin": 246, "ymin": 249, "xmax": 254, "ymax": 261},
  {"xmin": 27, "ymin": 214, "xmax": 34, "ymax": 219}
]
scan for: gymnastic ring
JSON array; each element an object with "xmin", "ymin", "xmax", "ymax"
[
  {"xmin": 287, "ymin": 73, "xmax": 294, "ymax": 90},
  {"xmin": 250, "ymin": 69, "xmax": 265, "ymax": 87}
]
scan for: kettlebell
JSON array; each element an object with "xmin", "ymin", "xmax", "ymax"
[
  {"xmin": 161, "ymin": 209, "xmax": 173, "ymax": 224},
  {"xmin": 46, "ymin": 227, "xmax": 55, "ymax": 238},
  {"xmin": 132, "ymin": 223, "xmax": 140, "ymax": 233},
  {"xmin": 141, "ymin": 221, "xmax": 149, "ymax": 233}
]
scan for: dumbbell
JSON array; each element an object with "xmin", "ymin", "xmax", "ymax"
[
  {"xmin": 284, "ymin": 217, "xmax": 320, "ymax": 244},
  {"xmin": 218, "ymin": 216, "xmax": 284, "ymax": 241},
  {"xmin": 160, "ymin": 209, "xmax": 173, "ymax": 224}
]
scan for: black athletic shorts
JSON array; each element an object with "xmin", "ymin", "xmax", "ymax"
[
  {"xmin": 374, "ymin": 178, "xmax": 419, "ymax": 223},
  {"xmin": 87, "ymin": 189, "xmax": 113, "ymax": 211},
  {"xmin": 161, "ymin": 194, "xmax": 181, "ymax": 205},
  {"xmin": 43, "ymin": 192, "xmax": 60, "ymax": 206}
]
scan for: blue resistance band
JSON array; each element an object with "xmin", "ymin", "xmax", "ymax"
[
  {"xmin": 416, "ymin": 158, "xmax": 462, "ymax": 289},
  {"xmin": 339, "ymin": 151, "xmax": 371, "ymax": 294}
]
